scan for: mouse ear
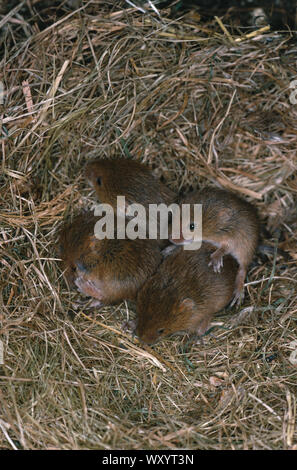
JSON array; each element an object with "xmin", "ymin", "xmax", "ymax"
[
  {"xmin": 178, "ymin": 298, "xmax": 196, "ymax": 314},
  {"xmin": 217, "ymin": 208, "xmax": 234, "ymax": 223}
]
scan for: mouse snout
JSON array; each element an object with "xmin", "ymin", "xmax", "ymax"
[
  {"xmin": 137, "ymin": 335, "xmax": 156, "ymax": 346},
  {"xmin": 135, "ymin": 327, "xmax": 159, "ymax": 346},
  {"xmin": 74, "ymin": 276, "xmax": 103, "ymax": 300}
]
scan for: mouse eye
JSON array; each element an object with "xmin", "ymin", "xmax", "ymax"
[
  {"xmin": 189, "ymin": 222, "xmax": 196, "ymax": 231},
  {"xmin": 96, "ymin": 177, "xmax": 102, "ymax": 186},
  {"xmin": 157, "ymin": 328, "xmax": 165, "ymax": 335}
]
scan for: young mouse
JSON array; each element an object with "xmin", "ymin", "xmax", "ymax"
[
  {"xmin": 85, "ymin": 158, "xmax": 175, "ymax": 209},
  {"xmin": 59, "ymin": 212, "xmax": 162, "ymax": 306},
  {"xmin": 85, "ymin": 158, "xmax": 176, "ymax": 245},
  {"xmin": 136, "ymin": 243, "xmax": 239, "ymax": 345},
  {"xmin": 169, "ymin": 188, "xmax": 259, "ymax": 305}
]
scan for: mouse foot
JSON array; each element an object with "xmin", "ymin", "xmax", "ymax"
[
  {"xmin": 72, "ymin": 299, "xmax": 103, "ymax": 310},
  {"xmin": 230, "ymin": 268, "xmax": 246, "ymax": 307},
  {"xmin": 191, "ymin": 329, "xmax": 217, "ymax": 345},
  {"xmin": 88, "ymin": 299, "xmax": 104, "ymax": 308},
  {"xmin": 229, "ymin": 287, "xmax": 245, "ymax": 307},
  {"xmin": 75, "ymin": 277, "xmax": 103, "ymax": 301},
  {"xmin": 192, "ymin": 334, "xmax": 204, "ymax": 346},
  {"xmin": 194, "ymin": 317, "xmax": 211, "ymax": 338},
  {"xmin": 208, "ymin": 250, "xmax": 224, "ymax": 273},
  {"xmin": 122, "ymin": 319, "xmax": 137, "ymax": 333}
]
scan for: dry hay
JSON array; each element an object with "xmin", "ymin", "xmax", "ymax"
[{"xmin": 0, "ymin": 1, "xmax": 297, "ymax": 450}]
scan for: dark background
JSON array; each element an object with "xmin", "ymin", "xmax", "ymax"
[{"xmin": 1, "ymin": 1, "xmax": 297, "ymax": 32}]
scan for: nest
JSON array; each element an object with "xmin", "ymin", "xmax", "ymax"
[{"xmin": 0, "ymin": 0, "xmax": 296, "ymax": 450}]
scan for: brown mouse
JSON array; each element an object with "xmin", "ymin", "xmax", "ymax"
[
  {"xmin": 59, "ymin": 212, "xmax": 162, "ymax": 306},
  {"xmin": 85, "ymin": 158, "xmax": 176, "ymax": 244},
  {"xmin": 85, "ymin": 158, "xmax": 175, "ymax": 209},
  {"xmin": 136, "ymin": 243, "xmax": 239, "ymax": 345},
  {"xmin": 169, "ymin": 188, "xmax": 259, "ymax": 305}
]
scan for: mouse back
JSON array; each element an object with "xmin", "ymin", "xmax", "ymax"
[
  {"xmin": 136, "ymin": 243, "xmax": 239, "ymax": 344},
  {"xmin": 59, "ymin": 211, "xmax": 163, "ymax": 304},
  {"xmin": 178, "ymin": 187, "xmax": 259, "ymax": 237},
  {"xmin": 58, "ymin": 212, "xmax": 98, "ymax": 285},
  {"xmin": 85, "ymin": 158, "xmax": 175, "ymax": 208}
]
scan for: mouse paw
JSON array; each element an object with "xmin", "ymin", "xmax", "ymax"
[
  {"xmin": 122, "ymin": 319, "xmax": 136, "ymax": 334},
  {"xmin": 192, "ymin": 334, "xmax": 205, "ymax": 346},
  {"xmin": 229, "ymin": 268, "xmax": 246, "ymax": 307},
  {"xmin": 229, "ymin": 288, "xmax": 245, "ymax": 308},
  {"xmin": 192, "ymin": 329, "xmax": 215, "ymax": 345},
  {"xmin": 71, "ymin": 298, "xmax": 103, "ymax": 310},
  {"xmin": 194, "ymin": 317, "xmax": 211, "ymax": 338},
  {"xmin": 208, "ymin": 252, "xmax": 224, "ymax": 273},
  {"xmin": 75, "ymin": 277, "xmax": 103, "ymax": 301},
  {"xmin": 88, "ymin": 299, "xmax": 104, "ymax": 308}
]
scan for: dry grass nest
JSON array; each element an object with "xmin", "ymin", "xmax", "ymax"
[{"xmin": 0, "ymin": 1, "xmax": 297, "ymax": 450}]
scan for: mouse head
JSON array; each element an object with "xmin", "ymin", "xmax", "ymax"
[
  {"xmin": 169, "ymin": 221, "xmax": 197, "ymax": 245},
  {"xmin": 85, "ymin": 159, "xmax": 117, "ymax": 204},
  {"xmin": 85, "ymin": 158, "xmax": 171, "ymax": 213},
  {"xmin": 169, "ymin": 203, "xmax": 201, "ymax": 246},
  {"xmin": 85, "ymin": 158, "xmax": 149, "ymax": 193},
  {"xmin": 136, "ymin": 292, "xmax": 197, "ymax": 345}
]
